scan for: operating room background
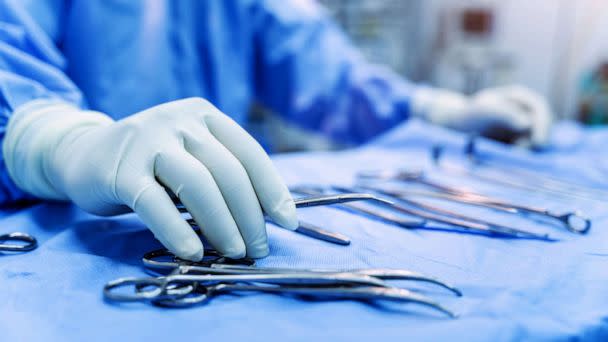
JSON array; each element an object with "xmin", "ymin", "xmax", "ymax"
[{"xmin": 248, "ymin": 0, "xmax": 608, "ymax": 152}]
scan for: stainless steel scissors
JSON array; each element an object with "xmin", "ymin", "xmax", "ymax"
[{"xmin": 0, "ymin": 232, "xmax": 37, "ymax": 252}]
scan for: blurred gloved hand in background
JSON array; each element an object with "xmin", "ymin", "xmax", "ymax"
[
  {"xmin": 3, "ymin": 98, "xmax": 299, "ymax": 261},
  {"xmin": 412, "ymin": 85, "xmax": 553, "ymax": 147}
]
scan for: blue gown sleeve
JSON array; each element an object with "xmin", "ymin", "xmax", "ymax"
[
  {"xmin": 250, "ymin": 0, "xmax": 418, "ymax": 145},
  {"xmin": 0, "ymin": 0, "xmax": 84, "ymax": 204}
]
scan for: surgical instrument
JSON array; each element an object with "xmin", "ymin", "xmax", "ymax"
[
  {"xmin": 361, "ymin": 185, "xmax": 591, "ymax": 234},
  {"xmin": 186, "ymin": 218, "xmax": 351, "ymax": 246},
  {"xmin": 176, "ymin": 193, "xmax": 390, "ymax": 246},
  {"xmin": 103, "ymin": 249, "xmax": 460, "ymax": 318},
  {"xmin": 108, "ymin": 277, "xmax": 456, "ymax": 318},
  {"xmin": 432, "ymin": 144, "xmax": 606, "ymax": 203},
  {"xmin": 289, "ymin": 186, "xmax": 426, "ymax": 229},
  {"xmin": 289, "ymin": 221, "xmax": 351, "ymax": 245},
  {"xmin": 176, "ymin": 193, "xmax": 396, "ymax": 213},
  {"xmin": 465, "ymin": 137, "xmax": 608, "ymax": 199},
  {"xmin": 332, "ymin": 186, "xmax": 551, "ymax": 240},
  {"xmin": 357, "ymin": 170, "xmax": 591, "ymax": 234},
  {"xmin": 151, "ymin": 282, "xmax": 457, "ymax": 318},
  {"xmin": 142, "ymin": 248, "xmax": 462, "ymax": 296},
  {"xmin": 0, "ymin": 232, "xmax": 37, "ymax": 252},
  {"xmin": 104, "ymin": 272, "xmax": 388, "ymax": 301},
  {"xmin": 293, "ymin": 185, "xmax": 549, "ymax": 239},
  {"xmin": 358, "ymin": 169, "xmax": 475, "ymax": 197}
]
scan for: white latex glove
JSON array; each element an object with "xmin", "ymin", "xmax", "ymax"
[
  {"xmin": 412, "ymin": 85, "xmax": 552, "ymax": 147},
  {"xmin": 3, "ymin": 98, "xmax": 298, "ymax": 261}
]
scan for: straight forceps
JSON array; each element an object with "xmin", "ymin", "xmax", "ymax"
[
  {"xmin": 289, "ymin": 187, "xmax": 426, "ymax": 230},
  {"xmin": 176, "ymin": 193, "xmax": 395, "ymax": 212},
  {"xmin": 175, "ymin": 194, "xmax": 394, "ymax": 246},
  {"xmin": 0, "ymin": 232, "xmax": 37, "ymax": 252},
  {"xmin": 332, "ymin": 186, "xmax": 550, "ymax": 240},
  {"xmin": 103, "ymin": 249, "xmax": 460, "ymax": 318},
  {"xmin": 294, "ymin": 186, "xmax": 547, "ymax": 239},
  {"xmin": 358, "ymin": 170, "xmax": 591, "ymax": 234},
  {"xmin": 432, "ymin": 144, "xmax": 606, "ymax": 203},
  {"xmin": 464, "ymin": 138, "xmax": 608, "ymax": 201}
]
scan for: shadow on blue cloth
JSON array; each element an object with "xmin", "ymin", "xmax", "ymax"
[{"xmin": 70, "ymin": 217, "xmax": 162, "ymax": 266}]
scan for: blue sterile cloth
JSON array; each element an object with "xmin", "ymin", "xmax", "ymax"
[{"xmin": 1, "ymin": 120, "xmax": 607, "ymax": 341}]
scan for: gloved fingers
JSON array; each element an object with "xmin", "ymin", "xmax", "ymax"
[
  {"xmin": 498, "ymin": 86, "xmax": 552, "ymax": 147},
  {"xmin": 478, "ymin": 86, "xmax": 552, "ymax": 146},
  {"xmin": 155, "ymin": 151, "xmax": 246, "ymax": 258},
  {"xmin": 131, "ymin": 181, "xmax": 204, "ymax": 261},
  {"xmin": 469, "ymin": 92, "xmax": 532, "ymax": 132},
  {"xmin": 185, "ymin": 129, "xmax": 269, "ymax": 258},
  {"xmin": 203, "ymin": 113, "xmax": 298, "ymax": 230}
]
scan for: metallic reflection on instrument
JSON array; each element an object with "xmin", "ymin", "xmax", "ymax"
[
  {"xmin": 103, "ymin": 248, "xmax": 460, "ymax": 318},
  {"xmin": 0, "ymin": 232, "xmax": 37, "ymax": 252}
]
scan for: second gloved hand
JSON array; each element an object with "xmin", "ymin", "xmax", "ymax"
[
  {"xmin": 4, "ymin": 98, "xmax": 298, "ymax": 260},
  {"xmin": 412, "ymin": 85, "xmax": 553, "ymax": 147}
]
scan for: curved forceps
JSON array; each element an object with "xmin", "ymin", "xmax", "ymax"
[
  {"xmin": 211, "ymin": 264, "xmax": 461, "ymax": 296},
  {"xmin": 149, "ymin": 282, "xmax": 457, "ymax": 318},
  {"xmin": 143, "ymin": 249, "xmax": 461, "ymax": 296},
  {"xmin": 103, "ymin": 272, "xmax": 389, "ymax": 302},
  {"xmin": 0, "ymin": 232, "xmax": 37, "ymax": 252}
]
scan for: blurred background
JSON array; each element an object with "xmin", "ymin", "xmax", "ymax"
[{"xmin": 249, "ymin": 0, "xmax": 608, "ymax": 152}]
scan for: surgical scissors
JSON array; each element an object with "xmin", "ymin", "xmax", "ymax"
[
  {"xmin": 358, "ymin": 170, "xmax": 591, "ymax": 234},
  {"xmin": 0, "ymin": 232, "xmax": 37, "ymax": 252}
]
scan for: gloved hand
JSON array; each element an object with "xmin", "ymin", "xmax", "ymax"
[
  {"xmin": 3, "ymin": 98, "xmax": 298, "ymax": 261},
  {"xmin": 412, "ymin": 85, "xmax": 552, "ymax": 147}
]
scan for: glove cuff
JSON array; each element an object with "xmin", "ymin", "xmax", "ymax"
[{"xmin": 3, "ymin": 99, "xmax": 113, "ymax": 200}]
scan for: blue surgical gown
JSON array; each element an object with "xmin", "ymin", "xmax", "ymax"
[{"xmin": 0, "ymin": 0, "xmax": 417, "ymax": 204}]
